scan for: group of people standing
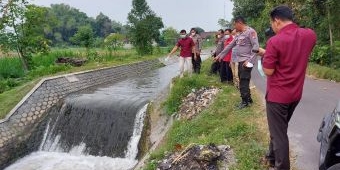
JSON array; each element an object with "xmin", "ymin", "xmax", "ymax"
[
  {"xmin": 169, "ymin": 5, "xmax": 317, "ymax": 170},
  {"xmin": 167, "ymin": 28, "xmax": 203, "ymax": 77}
]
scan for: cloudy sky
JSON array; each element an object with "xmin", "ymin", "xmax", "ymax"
[{"xmin": 30, "ymin": 0, "xmax": 234, "ymax": 32}]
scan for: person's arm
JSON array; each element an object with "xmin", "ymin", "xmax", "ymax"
[
  {"xmin": 168, "ymin": 46, "xmax": 179, "ymax": 57},
  {"xmin": 262, "ymin": 40, "xmax": 277, "ymax": 76},
  {"xmin": 191, "ymin": 39, "xmax": 197, "ymax": 60},
  {"xmin": 198, "ymin": 36, "xmax": 203, "ymax": 53},
  {"xmin": 215, "ymin": 39, "xmax": 236, "ymax": 60},
  {"xmin": 249, "ymin": 29, "xmax": 260, "ymax": 52}
]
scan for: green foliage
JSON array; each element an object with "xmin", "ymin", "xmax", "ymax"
[
  {"xmin": 127, "ymin": 0, "xmax": 164, "ymax": 55},
  {"xmin": 310, "ymin": 45, "xmax": 332, "ymax": 66},
  {"xmin": 94, "ymin": 12, "xmax": 113, "ymax": 38},
  {"xmin": 162, "ymin": 27, "xmax": 178, "ymax": 46},
  {"xmin": 0, "ymin": 2, "xmax": 51, "ymax": 71},
  {"xmin": 218, "ymin": 18, "xmax": 232, "ymax": 29},
  {"xmin": 104, "ymin": 33, "xmax": 125, "ymax": 55},
  {"xmin": 70, "ymin": 25, "xmax": 95, "ymax": 50},
  {"xmin": 308, "ymin": 63, "xmax": 340, "ymax": 82},
  {"xmin": 0, "ymin": 57, "xmax": 25, "ymax": 79}
]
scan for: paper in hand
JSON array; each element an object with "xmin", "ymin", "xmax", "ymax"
[{"xmin": 257, "ymin": 60, "xmax": 265, "ymax": 77}]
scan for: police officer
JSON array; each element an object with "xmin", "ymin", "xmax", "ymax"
[
  {"xmin": 210, "ymin": 29, "xmax": 226, "ymax": 75},
  {"xmin": 215, "ymin": 16, "xmax": 259, "ymax": 109}
]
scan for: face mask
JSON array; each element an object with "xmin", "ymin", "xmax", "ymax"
[
  {"xmin": 225, "ymin": 35, "xmax": 230, "ymax": 39},
  {"xmin": 180, "ymin": 34, "xmax": 186, "ymax": 38},
  {"xmin": 191, "ymin": 32, "xmax": 196, "ymax": 36},
  {"xmin": 217, "ymin": 35, "xmax": 222, "ymax": 39}
]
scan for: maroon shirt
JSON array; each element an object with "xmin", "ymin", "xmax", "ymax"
[
  {"xmin": 176, "ymin": 37, "xmax": 195, "ymax": 57},
  {"xmin": 263, "ymin": 23, "xmax": 317, "ymax": 103}
]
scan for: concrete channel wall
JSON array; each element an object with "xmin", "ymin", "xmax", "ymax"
[{"xmin": 0, "ymin": 59, "xmax": 160, "ymax": 168}]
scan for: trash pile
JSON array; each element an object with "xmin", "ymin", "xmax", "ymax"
[
  {"xmin": 178, "ymin": 87, "xmax": 219, "ymax": 120},
  {"xmin": 157, "ymin": 143, "xmax": 235, "ymax": 170}
]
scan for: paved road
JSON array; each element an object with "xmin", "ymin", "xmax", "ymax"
[{"xmin": 251, "ymin": 61, "xmax": 340, "ymax": 170}]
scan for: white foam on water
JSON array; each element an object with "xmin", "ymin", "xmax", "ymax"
[
  {"xmin": 5, "ymin": 104, "xmax": 149, "ymax": 170},
  {"xmin": 5, "ymin": 151, "xmax": 137, "ymax": 170},
  {"xmin": 125, "ymin": 104, "xmax": 148, "ymax": 159}
]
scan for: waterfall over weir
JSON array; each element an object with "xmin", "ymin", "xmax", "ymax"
[
  {"xmin": 6, "ymin": 101, "xmax": 148, "ymax": 170},
  {"xmin": 5, "ymin": 59, "xmax": 181, "ymax": 170}
]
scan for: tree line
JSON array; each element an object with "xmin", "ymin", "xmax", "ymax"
[{"xmin": 0, "ymin": 0, "xmax": 173, "ymax": 71}]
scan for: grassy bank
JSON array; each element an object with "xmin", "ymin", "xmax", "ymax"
[
  {"xmin": 0, "ymin": 48, "xmax": 168, "ymax": 119},
  {"xmin": 145, "ymin": 60, "xmax": 268, "ymax": 169},
  {"xmin": 307, "ymin": 62, "xmax": 340, "ymax": 82}
]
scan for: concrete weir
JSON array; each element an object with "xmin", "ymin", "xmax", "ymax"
[{"xmin": 0, "ymin": 59, "xmax": 163, "ymax": 169}]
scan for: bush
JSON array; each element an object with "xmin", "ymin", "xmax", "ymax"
[
  {"xmin": 0, "ymin": 57, "xmax": 26, "ymax": 79},
  {"xmin": 310, "ymin": 45, "xmax": 332, "ymax": 66},
  {"xmin": 310, "ymin": 42, "xmax": 340, "ymax": 69}
]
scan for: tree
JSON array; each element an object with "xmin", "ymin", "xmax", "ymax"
[
  {"xmin": 104, "ymin": 33, "xmax": 125, "ymax": 56},
  {"xmin": 127, "ymin": 0, "xmax": 164, "ymax": 55},
  {"xmin": 46, "ymin": 4, "xmax": 92, "ymax": 46},
  {"xmin": 162, "ymin": 27, "xmax": 178, "ymax": 46},
  {"xmin": 0, "ymin": 1, "xmax": 50, "ymax": 71},
  {"xmin": 70, "ymin": 25, "xmax": 94, "ymax": 51},
  {"xmin": 218, "ymin": 19, "xmax": 232, "ymax": 29},
  {"xmin": 94, "ymin": 12, "xmax": 113, "ymax": 38}
]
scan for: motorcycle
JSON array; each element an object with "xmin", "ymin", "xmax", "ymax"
[{"xmin": 317, "ymin": 100, "xmax": 340, "ymax": 170}]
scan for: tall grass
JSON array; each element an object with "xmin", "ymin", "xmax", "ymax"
[
  {"xmin": 307, "ymin": 62, "xmax": 340, "ymax": 82},
  {"xmin": 0, "ymin": 57, "xmax": 25, "ymax": 79}
]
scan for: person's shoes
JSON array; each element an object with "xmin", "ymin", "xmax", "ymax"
[
  {"xmin": 248, "ymin": 97, "xmax": 253, "ymax": 104},
  {"xmin": 237, "ymin": 101, "xmax": 249, "ymax": 109},
  {"xmin": 261, "ymin": 156, "xmax": 275, "ymax": 168}
]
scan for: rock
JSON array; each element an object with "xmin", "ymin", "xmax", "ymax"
[{"xmin": 55, "ymin": 57, "xmax": 87, "ymax": 67}]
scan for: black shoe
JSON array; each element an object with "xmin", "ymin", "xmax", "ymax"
[
  {"xmin": 237, "ymin": 102, "xmax": 249, "ymax": 109},
  {"xmin": 248, "ymin": 97, "xmax": 253, "ymax": 104}
]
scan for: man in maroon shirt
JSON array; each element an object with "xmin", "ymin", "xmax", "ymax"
[
  {"xmin": 168, "ymin": 29, "xmax": 196, "ymax": 77},
  {"xmin": 258, "ymin": 5, "xmax": 317, "ymax": 170}
]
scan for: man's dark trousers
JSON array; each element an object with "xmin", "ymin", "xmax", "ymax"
[
  {"xmin": 238, "ymin": 61, "xmax": 252, "ymax": 102},
  {"xmin": 192, "ymin": 53, "xmax": 201, "ymax": 73},
  {"xmin": 220, "ymin": 61, "xmax": 233, "ymax": 82},
  {"xmin": 266, "ymin": 101, "xmax": 299, "ymax": 170}
]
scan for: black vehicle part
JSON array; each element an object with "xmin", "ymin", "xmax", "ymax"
[
  {"xmin": 327, "ymin": 163, "xmax": 340, "ymax": 170},
  {"xmin": 325, "ymin": 128, "xmax": 340, "ymax": 168}
]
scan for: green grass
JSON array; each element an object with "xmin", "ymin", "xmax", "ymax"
[
  {"xmin": 145, "ymin": 60, "xmax": 268, "ymax": 170},
  {"xmin": 0, "ymin": 81, "xmax": 38, "ymax": 118},
  {"xmin": 0, "ymin": 57, "xmax": 25, "ymax": 79},
  {"xmin": 307, "ymin": 62, "xmax": 340, "ymax": 82}
]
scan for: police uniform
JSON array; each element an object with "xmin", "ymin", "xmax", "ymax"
[{"xmin": 217, "ymin": 27, "xmax": 259, "ymax": 108}]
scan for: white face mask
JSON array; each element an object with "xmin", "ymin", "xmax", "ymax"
[
  {"xmin": 180, "ymin": 34, "xmax": 186, "ymax": 38},
  {"xmin": 191, "ymin": 32, "xmax": 196, "ymax": 36},
  {"xmin": 225, "ymin": 35, "xmax": 230, "ymax": 39},
  {"xmin": 217, "ymin": 35, "xmax": 222, "ymax": 39}
]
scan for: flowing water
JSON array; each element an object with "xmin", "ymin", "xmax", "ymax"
[{"xmin": 5, "ymin": 58, "xmax": 182, "ymax": 170}]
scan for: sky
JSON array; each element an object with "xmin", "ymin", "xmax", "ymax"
[{"xmin": 29, "ymin": 0, "xmax": 234, "ymax": 32}]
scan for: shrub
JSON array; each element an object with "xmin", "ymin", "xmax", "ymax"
[{"xmin": 0, "ymin": 57, "xmax": 25, "ymax": 79}]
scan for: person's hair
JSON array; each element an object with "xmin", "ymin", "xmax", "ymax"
[
  {"xmin": 270, "ymin": 5, "xmax": 294, "ymax": 22},
  {"xmin": 190, "ymin": 28, "xmax": 197, "ymax": 33},
  {"xmin": 225, "ymin": 28, "xmax": 232, "ymax": 33},
  {"xmin": 233, "ymin": 16, "xmax": 246, "ymax": 24},
  {"xmin": 218, "ymin": 29, "xmax": 224, "ymax": 34},
  {"xmin": 180, "ymin": 29, "xmax": 186, "ymax": 34}
]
